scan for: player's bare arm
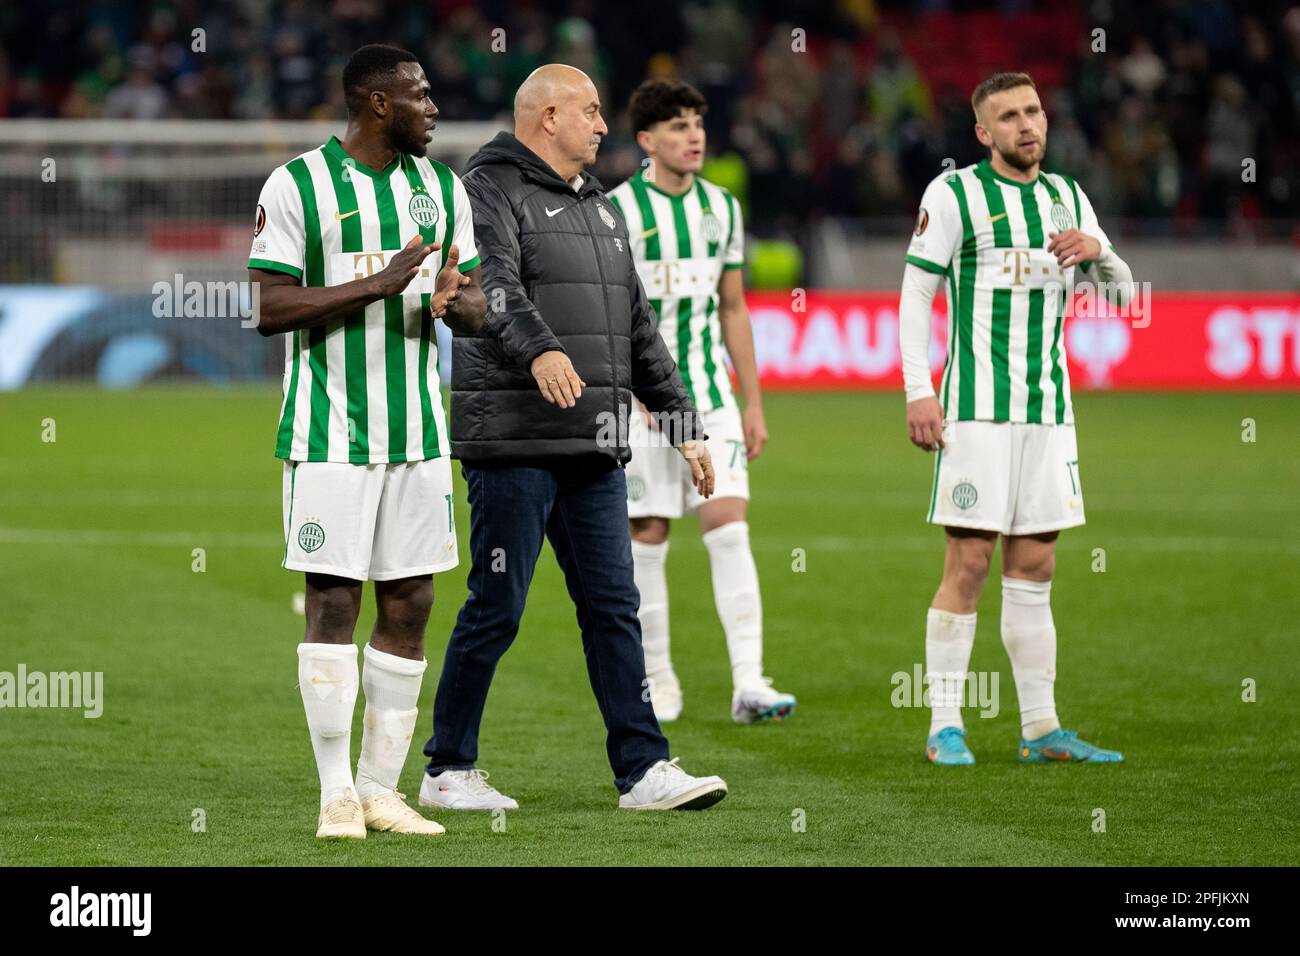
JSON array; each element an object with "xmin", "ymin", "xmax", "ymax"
[
  {"xmin": 252, "ymin": 234, "xmax": 437, "ymax": 336},
  {"xmin": 718, "ymin": 268, "xmax": 767, "ymax": 460},
  {"xmin": 432, "ymin": 250, "xmax": 486, "ymax": 334}
]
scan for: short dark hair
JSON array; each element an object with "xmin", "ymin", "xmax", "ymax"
[
  {"xmin": 971, "ymin": 72, "xmax": 1037, "ymax": 116},
  {"xmin": 627, "ymin": 80, "xmax": 708, "ymax": 134},
  {"xmin": 343, "ymin": 44, "xmax": 420, "ymax": 116}
]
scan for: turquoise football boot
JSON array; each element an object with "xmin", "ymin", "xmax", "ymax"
[
  {"xmin": 926, "ymin": 726, "xmax": 975, "ymax": 765},
  {"xmin": 1019, "ymin": 728, "xmax": 1123, "ymax": 763}
]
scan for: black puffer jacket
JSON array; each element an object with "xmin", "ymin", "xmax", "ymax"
[{"xmin": 451, "ymin": 131, "xmax": 703, "ymax": 464}]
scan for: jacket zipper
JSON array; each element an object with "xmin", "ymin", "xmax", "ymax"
[{"xmin": 578, "ymin": 190, "xmax": 620, "ymax": 462}]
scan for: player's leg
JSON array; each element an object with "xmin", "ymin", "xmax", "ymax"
[
  {"xmin": 350, "ymin": 574, "xmax": 444, "ymax": 834},
  {"xmin": 921, "ymin": 420, "xmax": 1011, "ymax": 765},
  {"xmin": 630, "ymin": 515, "xmax": 680, "ymax": 719},
  {"xmin": 355, "ymin": 458, "xmax": 459, "ymax": 830},
  {"xmin": 299, "ymin": 572, "xmax": 366, "ymax": 834},
  {"xmin": 627, "ymin": 403, "xmax": 687, "ymax": 721},
  {"xmin": 924, "ymin": 529, "xmax": 996, "ymax": 764},
  {"xmin": 420, "ymin": 463, "xmax": 551, "ymax": 810},
  {"xmin": 285, "ymin": 459, "xmax": 380, "ymax": 837},
  {"xmin": 686, "ymin": 405, "xmax": 794, "ymax": 723},
  {"xmin": 1003, "ymin": 423, "xmax": 1120, "ymax": 763},
  {"xmin": 696, "ymin": 495, "xmax": 795, "ymax": 723}
]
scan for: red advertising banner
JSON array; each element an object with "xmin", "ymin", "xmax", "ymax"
[{"xmin": 746, "ymin": 291, "xmax": 1300, "ymax": 390}]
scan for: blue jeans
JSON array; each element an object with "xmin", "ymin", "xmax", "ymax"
[{"xmin": 422, "ymin": 458, "xmax": 669, "ymax": 793}]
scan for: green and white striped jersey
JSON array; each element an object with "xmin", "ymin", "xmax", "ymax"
[
  {"xmin": 607, "ymin": 169, "xmax": 744, "ymax": 413},
  {"xmin": 905, "ymin": 159, "xmax": 1113, "ymax": 425},
  {"xmin": 249, "ymin": 136, "xmax": 479, "ymax": 463}
]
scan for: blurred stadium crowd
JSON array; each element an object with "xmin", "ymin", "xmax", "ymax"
[{"xmin": 3, "ymin": 0, "xmax": 1298, "ymax": 237}]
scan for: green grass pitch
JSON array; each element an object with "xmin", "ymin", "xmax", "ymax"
[{"xmin": 1, "ymin": 388, "xmax": 1296, "ymax": 865}]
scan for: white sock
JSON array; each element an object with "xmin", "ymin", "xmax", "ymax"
[
  {"xmin": 297, "ymin": 642, "xmax": 359, "ymax": 808},
  {"xmin": 631, "ymin": 538, "xmax": 674, "ymax": 687},
  {"xmin": 702, "ymin": 521, "xmax": 763, "ymax": 689},
  {"xmin": 1001, "ymin": 577, "xmax": 1060, "ymax": 738},
  {"xmin": 926, "ymin": 608, "xmax": 977, "ymax": 735},
  {"xmin": 355, "ymin": 643, "xmax": 427, "ymax": 801}
]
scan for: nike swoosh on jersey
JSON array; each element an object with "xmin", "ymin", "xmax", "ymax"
[
  {"xmin": 987, "ymin": 212, "xmax": 1008, "ymax": 223},
  {"xmin": 640, "ymin": 227, "xmax": 659, "ymax": 239},
  {"xmin": 545, "ymin": 206, "xmax": 565, "ymax": 217},
  {"xmin": 334, "ymin": 209, "xmax": 360, "ymax": 220}
]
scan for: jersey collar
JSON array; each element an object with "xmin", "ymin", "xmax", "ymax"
[
  {"xmin": 976, "ymin": 158, "xmax": 1038, "ymax": 189},
  {"xmin": 636, "ymin": 166, "xmax": 695, "ymax": 199},
  {"xmin": 324, "ymin": 136, "xmax": 401, "ymax": 179}
]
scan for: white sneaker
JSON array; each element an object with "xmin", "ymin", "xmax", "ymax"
[
  {"xmin": 618, "ymin": 758, "xmax": 728, "ymax": 810},
  {"xmin": 647, "ymin": 670, "xmax": 683, "ymax": 723},
  {"xmin": 316, "ymin": 791, "xmax": 366, "ymax": 839},
  {"xmin": 420, "ymin": 768, "xmax": 519, "ymax": 810},
  {"xmin": 362, "ymin": 790, "xmax": 446, "ymax": 835},
  {"xmin": 732, "ymin": 677, "xmax": 796, "ymax": 724}
]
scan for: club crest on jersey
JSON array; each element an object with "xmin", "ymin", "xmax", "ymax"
[
  {"xmin": 409, "ymin": 193, "xmax": 440, "ymax": 228},
  {"xmin": 298, "ymin": 521, "xmax": 325, "ymax": 553},
  {"xmin": 700, "ymin": 212, "xmax": 724, "ymax": 244},
  {"xmin": 598, "ymin": 204, "xmax": 616, "ymax": 230},
  {"xmin": 1050, "ymin": 201, "xmax": 1073, "ymax": 232},
  {"xmin": 627, "ymin": 476, "xmax": 646, "ymax": 501},
  {"xmin": 951, "ymin": 480, "xmax": 978, "ymax": 511}
]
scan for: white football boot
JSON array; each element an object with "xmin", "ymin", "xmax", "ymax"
[
  {"xmin": 420, "ymin": 768, "xmax": 519, "ymax": 810},
  {"xmin": 361, "ymin": 790, "xmax": 446, "ymax": 835},
  {"xmin": 618, "ymin": 758, "xmax": 728, "ymax": 810},
  {"xmin": 647, "ymin": 670, "xmax": 683, "ymax": 723},
  {"xmin": 732, "ymin": 677, "xmax": 797, "ymax": 724},
  {"xmin": 316, "ymin": 790, "xmax": 367, "ymax": 839}
]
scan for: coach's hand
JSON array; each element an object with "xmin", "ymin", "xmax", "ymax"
[
  {"xmin": 530, "ymin": 350, "xmax": 586, "ymax": 408},
  {"xmin": 370, "ymin": 235, "xmax": 439, "ymax": 299},
  {"xmin": 680, "ymin": 440, "xmax": 715, "ymax": 498},
  {"xmin": 1047, "ymin": 229, "xmax": 1101, "ymax": 269},
  {"xmin": 429, "ymin": 243, "xmax": 470, "ymax": 318},
  {"xmin": 907, "ymin": 395, "xmax": 945, "ymax": 452}
]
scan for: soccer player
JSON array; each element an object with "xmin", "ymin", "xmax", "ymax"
[
  {"xmin": 249, "ymin": 45, "xmax": 486, "ymax": 836},
  {"xmin": 900, "ymin": 72, "xmax": 1133, "ymax": 765},
  {"xmin": 608, "ymin": 80, "xmax": 795, "ymax": 724}
]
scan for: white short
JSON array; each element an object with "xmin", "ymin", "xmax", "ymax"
[
  {"xmin": 927, "ymin": 421, "xmax": 1085, "ymax": 536},
  {"xmin": 626, "ymin": 405, "xmax": 749, "ymax": 519},
  {"xmin": 281, "ymin": 456, "xmax": 458, "ymax": 581}
]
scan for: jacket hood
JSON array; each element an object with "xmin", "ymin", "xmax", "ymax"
[{"xmin": 465, "ymin": 131, "xmax": 603, "ymax": 194}]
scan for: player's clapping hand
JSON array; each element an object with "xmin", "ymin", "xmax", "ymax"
[
  {"xmin": 907, "ymin": 395, "xmax": 945, "ymax": 452},
  {"xmin": 530, "ymin": 350, "xmax": 586, "ymax": 408},
  {"xmin": 680, "ymin": 439, "xmax": 715, "ymax": 498},
  {"xmin": 429, "ymin": 243, "xmax": 470, "ymax": 318},
  {"xmin": 742, "ymin": 404, "xmax": 768, "ymax": 460},
  {"xmin": 1047, "ymin": 229, "xmax": 1101, "ymax": 269},
  {"xmin": 370, "ymin": 234, "xmax": 439, "ymax": 299}
]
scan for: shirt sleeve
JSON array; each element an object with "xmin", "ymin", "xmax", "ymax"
[
  {"xmin": 904, "ymin": 176, "xmax": 962, "ymax": 276},
  {"xmin": 247, "ymin": 165, "xmax": 305, "ymax": 281},
  {"xmin": 451, "ymin": 173, "xmax": 480, "ymax": 273},
  {"xmin": 724, "ymin": 192, "xmax": 744, "ymax": 269}
]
